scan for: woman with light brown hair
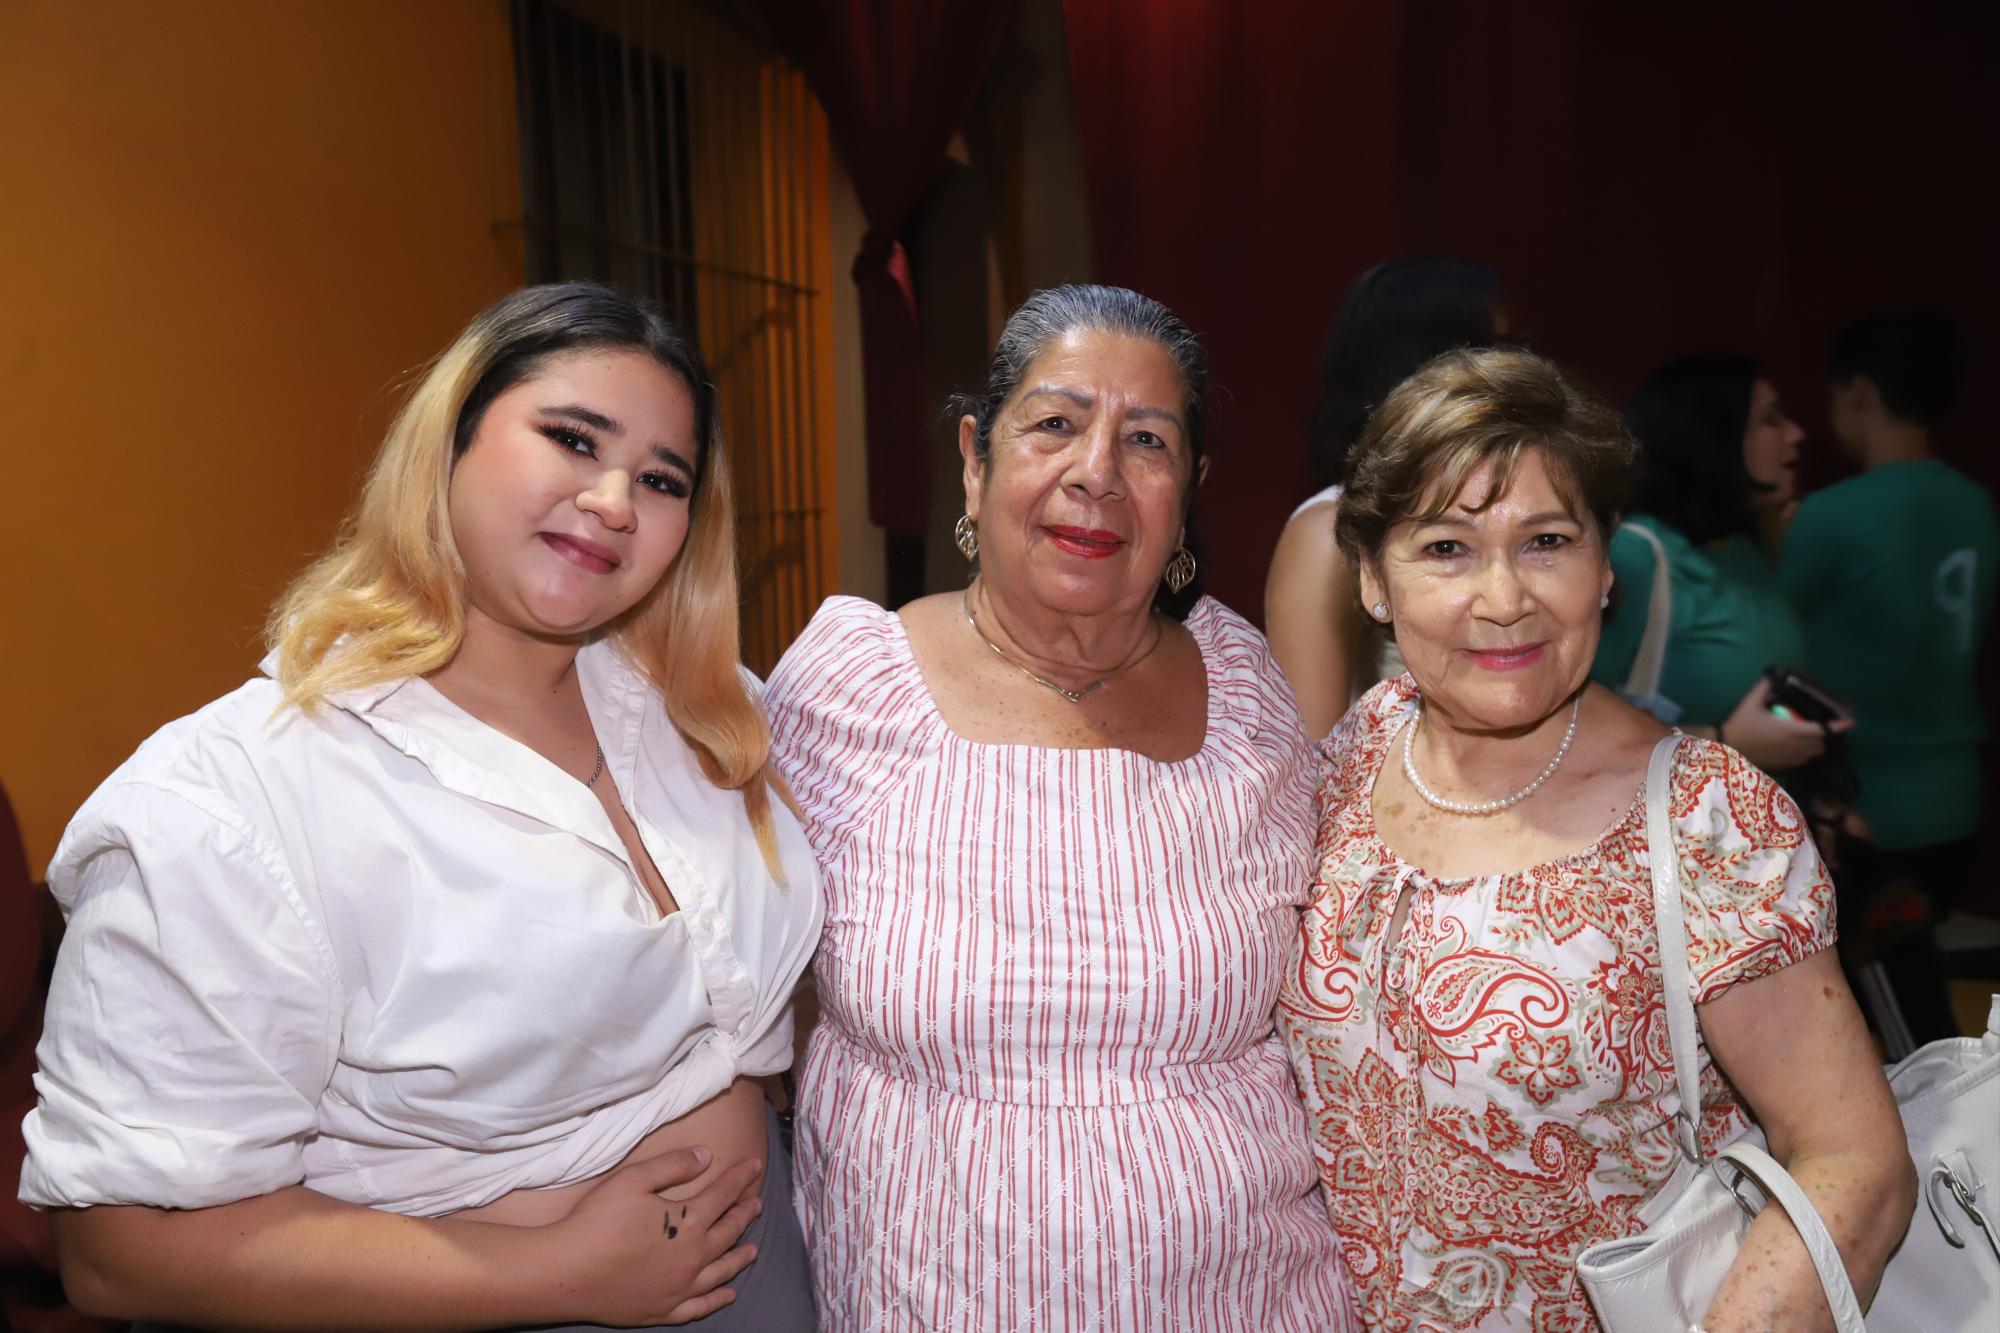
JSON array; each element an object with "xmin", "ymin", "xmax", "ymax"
[
  {"xmin": 19, "ymin": 283, "xmax": 823, "ymax": 1329},
  {"xmin": 1278, "ymin": 346, "xmax": 1913, "ymax": 1329}
]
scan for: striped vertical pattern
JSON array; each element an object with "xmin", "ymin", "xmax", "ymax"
[{"xmin": 766, "ymin": 597, "xmax": 1358, "ymax": 1331}]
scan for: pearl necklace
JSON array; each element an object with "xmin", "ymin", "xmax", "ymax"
[{"xmin": 1401, "ymin": 694, "xmax": 1582, "ymax": 816}]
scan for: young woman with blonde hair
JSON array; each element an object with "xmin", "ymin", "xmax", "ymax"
[{"xmin": 19, "ymin": 283, "xmax": 823, "ymax": 1329}]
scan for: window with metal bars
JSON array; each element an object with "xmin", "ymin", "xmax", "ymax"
[{"xmin": 506, "ymin": 0, "xmax": 833, "ymax": 672}]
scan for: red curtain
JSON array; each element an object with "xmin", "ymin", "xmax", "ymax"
[
  {"xmin": 1063, "ymin": 0, "xmax": 2000, "ymax": 624},
  {"xmin": 761, "ymin": 0, "xmax": 1020, "ymax": 538}
]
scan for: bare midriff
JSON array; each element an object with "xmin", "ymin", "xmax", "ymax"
[{"xmin": 449, "ymin": 1078, "xmax": 768, "ymax": 1226}]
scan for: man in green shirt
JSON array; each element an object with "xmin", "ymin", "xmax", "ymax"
[{"xmin": 1782, "ymin": 310, "xmax": 1998, "ymax": 1043}]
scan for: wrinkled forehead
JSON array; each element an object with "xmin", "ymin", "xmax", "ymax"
[
  {"xmin": 1405, "ymin": 442, "xmax": 1592, "ymax": 530},
  {"xmin": 1011, "ymin": 330, "xmax": 1188, "ymax": 410}
]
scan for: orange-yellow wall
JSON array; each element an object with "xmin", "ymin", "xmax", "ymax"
[{"xmin": 0, "ymin": 1, "xmax": 523, "ymax": 870}]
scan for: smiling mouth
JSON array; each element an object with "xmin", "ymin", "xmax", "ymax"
[
  {"xmin": 1042, "ymin": 525, "xmax": 1125, "ymax": 559},
  {"xmin": 1467, "ymin": 643, "xmax": 1547, "ymax": 670},
  {"xmin": 539, "ymin": 532, "xmax": 621, "ymax": 573}
]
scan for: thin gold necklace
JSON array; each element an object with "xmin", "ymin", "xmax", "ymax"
[{"xmin": 962, "ymin": 585, "xmax": 1163, "ymax": 703}]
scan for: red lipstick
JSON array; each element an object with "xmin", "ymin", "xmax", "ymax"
[
  {"xmin": 1042, "ymin": 525, "xmax": 1125, "ymax": 559},
  {"xmin": 539, "ymin": 532, "xmax": 621, "ymax": 573}
]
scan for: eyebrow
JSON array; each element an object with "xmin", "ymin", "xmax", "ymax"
[
  {"xmin": 650, "ymin": 444, "xmax": 697, "ymax": 477},
  {"xmin": 1414, "ymin": 509, "xmax": 1581, "ymax": 530},
  {"xmin": 542, "ymin": 403, "xmax": 697, "ymax": 477},
  {"xmin": 541, "ymin": 403, "xmax": 621, "ymax": 434},
  {"xmin": 1019, "ymin": 384, "xmax": 1185, "ymax": 429}
]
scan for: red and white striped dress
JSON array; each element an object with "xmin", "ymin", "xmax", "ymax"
[{"xmin": 765, "ymin": 596, "xmax": 1356, "ymax": 1332}]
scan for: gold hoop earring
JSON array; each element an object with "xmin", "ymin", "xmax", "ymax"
[
  {"xmin": 953, "ymin": 513, "xmax": 979, "ymax": 561},
  {"xmin": 1163, "ymin": 545, "xmax": 1197, "ymax": 594}
]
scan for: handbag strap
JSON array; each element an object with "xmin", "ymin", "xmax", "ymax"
[
  {"xmin": 1652, "ymin": 754, "xmax": 1869, "ymax": 1332},
  {"xmin": 1643, "ymin": 731, "xmax": 1705, "ymax": 1165},
  {"xmin": 1714, "ymin": 1142, "xmax": 1869, "ymax": 1333},
  {"xmin": 1622, "ymin": 522, "xmax": 1674, "ymax": 702}
]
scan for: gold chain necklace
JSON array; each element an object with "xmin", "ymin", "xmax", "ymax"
[{"xmin": 961, "ymin": 585, "xmax": 1163, "ymax": 704}]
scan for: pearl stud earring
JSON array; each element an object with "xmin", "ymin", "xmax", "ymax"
[{"xmin": 1372, "ymin": 601, "xmax": 1389, "ymax": 620}]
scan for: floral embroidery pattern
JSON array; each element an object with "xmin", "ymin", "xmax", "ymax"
[
  {"xmin": 1279, "ymin": 677, "xmax": 1835, "ymax": 1330},
  {"xmin": 1494, "ymin": 1032, "xmax": 1584, "ymax": 1107}
]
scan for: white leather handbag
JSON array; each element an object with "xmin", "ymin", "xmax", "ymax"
[
  {"xmin": 1869, "ymin": 999, "xmax": 2000, "ymax": 1332},
  {"xmin": 1575, "ymin": 734, "xmax": 2000, "ymax": 1331}
]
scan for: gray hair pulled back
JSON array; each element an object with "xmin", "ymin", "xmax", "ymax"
[
  {"xmin": 953, "ymin": 284, "xmax": 1212, "ymax": 618},
  {"xmin": 955, "ymin": 283, "xmax": 1211, "ymax": 466}
]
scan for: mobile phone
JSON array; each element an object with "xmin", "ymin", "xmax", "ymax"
[{"xmin": 1763, "ymin": 667, "xmax": 1852, "ymax": 726}]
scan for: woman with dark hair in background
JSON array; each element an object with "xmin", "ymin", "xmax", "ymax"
[
  {"xmin": 20, "ymin": 284, "xmax": 824, "ymax": 1330},
  {"xmin": 1590, "ymin": 355, "xmax": 1843, "ymax": 773},
  {"xmin": 768, "ymin": 284, "xmax": 1357, "ymax": 1330},
  {"xmin": 1266, "ymin": 257, "xmax": 1505, "ymax": 737}
]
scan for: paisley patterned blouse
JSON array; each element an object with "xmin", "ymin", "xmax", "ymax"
[{"xmin": 1278, "ymin": 677, "xmax": 1835, "ymax": 1331}]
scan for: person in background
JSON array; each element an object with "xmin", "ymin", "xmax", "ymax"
[
  {"xmin": 1591, "ymin": 355, "xmax": 1841, "ymax": 773},
  {"xmin": 1782, "ymin": 309, "xmax": 1999, "ymax": 1044},
  {"xmin": 1282, "ymin": 346, "xmax": 1914, "ymax": 1329},
  {"xmin": 1266, "ymin": 257, "xmax": 1505, "ymax": 737},
  {"xmin": 19, "ymin": 284, "xmax": 824, "ymax": 1330},
  {"xmin": 768, "ymin": 284, "xmax": 1357, "ymax": 1330}
]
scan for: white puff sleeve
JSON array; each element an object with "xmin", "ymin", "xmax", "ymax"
[{"xmin": 19, "ymin": 780, "xmax": 340, "ymax": 1210}]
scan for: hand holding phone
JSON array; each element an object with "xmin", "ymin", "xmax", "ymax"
[{"xmin": 1763, "ymin": 667, "xmax": 1854, "ymax": 727}]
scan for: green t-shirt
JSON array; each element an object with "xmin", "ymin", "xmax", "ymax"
[
  {"xmin": 1592, "ymin": 516, "xmax": 1806, "ymax": 726},
  {"xmin": 1780, "ymin": 460, "xmax": 1999, "ymax": 848}
]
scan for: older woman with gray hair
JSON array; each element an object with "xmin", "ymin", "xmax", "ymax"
[
  {"xmin": 765, "ymin": 285, "xmax": 1357, "ymax": 1329},
  {"xmin": 1279, "ymin": 346, "xmax": 1914, "ymax": 1330}
]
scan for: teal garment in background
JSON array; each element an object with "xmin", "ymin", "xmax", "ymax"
[
  {"xmin": 1781, "ymin": 460, "xmax": 2000, "ymax": 849},
  {"xmin": 1708, "ymin": 534, "xmax": 1801, "ymax": 640},
  {"xmin": 1592, "ymin": 515, "xmax": 1805, "ymax": 726}
]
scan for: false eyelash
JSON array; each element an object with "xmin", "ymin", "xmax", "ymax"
[{"xmin": 538, "ymin": 423, "xmax": 595, "ymax": 453}]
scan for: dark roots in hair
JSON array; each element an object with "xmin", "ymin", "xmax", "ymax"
[{"xmin": 451, "ymin": 282, "xmax": 718, "ymax": 492}]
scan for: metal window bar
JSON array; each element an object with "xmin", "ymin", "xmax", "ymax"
[{"xmin": 505, "ymin": 0, "xmax": 827, "ymax": 673}]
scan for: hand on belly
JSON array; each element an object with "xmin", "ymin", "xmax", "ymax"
[{"xmin": 453, "ymin": 1077, "xmax": 769, "ymax": 1227}]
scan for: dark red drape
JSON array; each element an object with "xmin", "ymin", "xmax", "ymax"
[
  {"xmin": 1063, "ymin": 0, "xmax": 2000, "ymax": 624},
  {"xmin": 761, "ymin": 0, "xmax": 1020, "ymax": 537}
]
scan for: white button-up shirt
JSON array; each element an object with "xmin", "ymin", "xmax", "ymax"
[{"xmin": 19, "ymin": 641, "xmax": 822, "ymax": 1217}]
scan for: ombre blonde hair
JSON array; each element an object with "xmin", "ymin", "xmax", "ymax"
[{"xmin": 267, "ymin": 282, "xmax": 792, "ymax": 877}]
